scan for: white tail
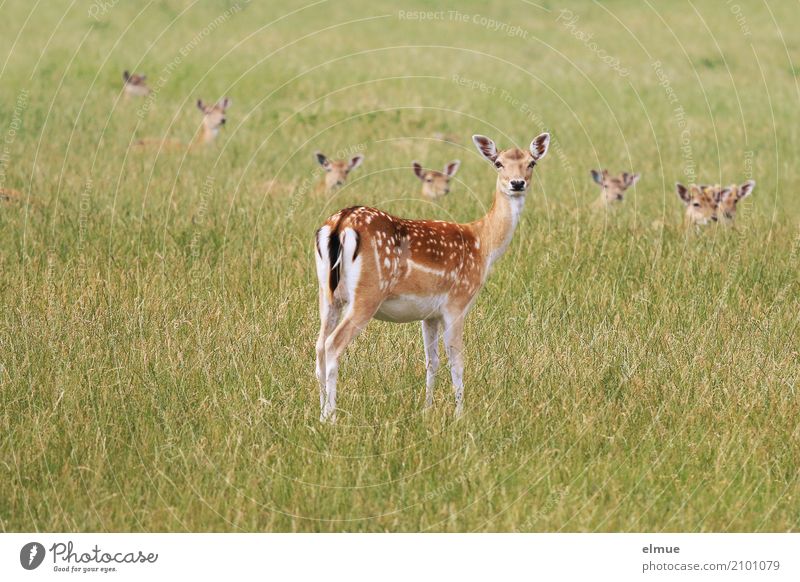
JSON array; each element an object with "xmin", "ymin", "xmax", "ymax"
[{"xmin": 313, "ymin": 132, "xmax": 551, "ymax": 422}]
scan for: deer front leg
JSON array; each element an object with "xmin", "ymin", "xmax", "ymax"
[
  {"xmin": 443, "ymin": 312, "xmax": 466, "ymax": 418},
  {"xmin": 421, "ymin": 318, "xmax": 441, "ymax": 408}
]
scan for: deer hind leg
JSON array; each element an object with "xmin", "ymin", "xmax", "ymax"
[
  {"xmin": 443, "ymin": 311, "xmax": 466, "ymax": 418},
  {"xmin": 320, "ymin": 226, "xmax": 381, "ymax": 423},
  {"xmin": 316, "ymin": 288, "xmax": 340, "ymax": 412},
  {"xmin": 322, "ymin": 296, "xmax": 380, "ymax": 423},
  {"xmin": 421, "ymin": 318, "xmax": 442, "ymax": 408}
]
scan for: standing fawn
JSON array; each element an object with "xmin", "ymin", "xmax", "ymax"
[
  {"xmin": 315, "ymin": 152, "xmax": 365, "ymax": 192},
  {"xmin": 313, "ymin": 132, "xmax": 551, "ymax": 422},
  {"xmin": 134, "ymin": 98, "xmax": 230, "ymax": 149},
  {"xmin": 123, "ymin": 71, "xmax": 151, "ymax": 98},
  {"xmin": 717, "ymin": 180, "xmax": 755, "ymax": 224},
  {"xmin": 676, "ymin": 183, "xmax": 722, "ymax": 226},
  {"xmin": 412, "ymin": 160, "xmax": 461, "ymax": 198},
  {"xmin": 590, "ymin": 169, "xmax": 640, "ymax": 208}
]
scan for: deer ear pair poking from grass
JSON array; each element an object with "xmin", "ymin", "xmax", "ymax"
[
  {"xmin": 716, "ymin": 180, "xmax": 756, "ymax": 224},
  {"xmin": 590, "ymin": 169, "xmax": 640, "ymax": 208},
  {"xmin": 134, "ymin": 98, "xmax": 231, "ymax": 150},
  {"xmin": 123, "ymin": 71, "xmax": 150, "ymax": 98},
  {"xmin": 312, "ymin": 154, "xmax": 461, "ymax": 198},
  {"xmin": 314, "ymin": 152, "xmax": 365, "ymax": 193},
  {"xmin": 676, "ymin": 180, "xmax": 755, "ymax": 226},
  {"xmin": 412, "ymin": 160, "xmax": 461, "ymax": 198},
  {"xmin": 313, "ymin": 131, "xmax": 551, "ymax": 423}
]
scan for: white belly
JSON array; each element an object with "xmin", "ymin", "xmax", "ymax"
[{"xmin": 374, "ymin": 294, "xmax": 445, "ymax": 323}]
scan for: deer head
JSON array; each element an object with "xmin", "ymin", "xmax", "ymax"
[
  {"xmin": 196, "ymin": 98, "xmax": 230, "ymax": 142},
  {"xmin": 123, "ymin": 70, "xmax": 150, "ymax": 97},
  {"xmin": 676, "ymin": 183, "xmax": 722, "ymax": 225},
  {"xmin": 718, "ymin": 180, "xmax": 755, "ymax": 223},
  {"xmin": 590, "ymin": 169, "xmax": 640, "ymax": 205},
  {"xmin": 315, "ymin": 152, "xmax": 365, "ymax": 191},
  {"xmin": 412, "ymin": 160, "xmax": 460, "ymax": 198},
  {"xmin": 472, "ymin": 133, "xmax": 550, "ymax": 197}
]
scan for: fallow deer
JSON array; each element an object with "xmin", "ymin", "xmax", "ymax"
[
  {"xmin": 315, "ymin": 152, "xmax": 365, "ymax": 192},
  {"xmin": 313, "ymin": 132, "xmax": 551, "ymax": 422},
  {"xmin": 134, "ymin": 98, "xmax": 230, "ymax": 149},
  {"xmin": 676, "ymin": 183, "xmax": 723, "ymax": 226},
  {"xmin": 412, "ymin": 160, "xmax": 461, "ymax": 198},
  {"xmin": 123, "ymin": 71, "xmax": 150, "ymax": 98},
  {"xmin": 590, "ymin": 169, "xmax": 640, "ymax": 208},
  {"xmin": 0, "ymin": 187, "xmax": 24, "ymax": 204},
  {"xmin": 717, "ymin": 180, "xmax": 755, "ymax": 224}
]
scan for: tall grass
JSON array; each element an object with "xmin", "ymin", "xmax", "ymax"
[{"xmin": 0, "ymin": 0, "xmax": 798, "ymax": 531}]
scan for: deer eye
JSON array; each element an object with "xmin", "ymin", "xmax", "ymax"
[
  {"xmin": 528, "ymin": 161, "xmax": 536, "ymax": 169},
  {"xmin": 492, "ymin": 161, "xmax": 502, "ymax": 169},
  {"xmin": 425, "ymin": 178, "xmax": 433, "ymax": 183},
  {"xmin": 692, "ymin": 202, "xmax": 701, "ymax": 207}
]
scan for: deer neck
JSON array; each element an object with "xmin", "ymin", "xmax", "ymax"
[
  {"xmin": 473, "ymin": 181, "xmax": 527, "ymax": 269},
  {"xmin": 190, "ymin": 124, "xmax": 217, "ymax": 149}
]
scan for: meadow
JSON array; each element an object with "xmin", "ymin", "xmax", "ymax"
[{"xmin": 1, "ymin": 0, "xmax": 798, "ymax": 532}]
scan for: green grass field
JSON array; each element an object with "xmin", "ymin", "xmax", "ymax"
[{"xmin": 1, "ymin": 0, "xmax": 798, "ymax": 532}]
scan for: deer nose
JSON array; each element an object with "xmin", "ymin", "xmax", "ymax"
[
  {"xmin": 220, "ymin": 118, "xmax": 226, "ymax": 125},
  {"xmin": 510, "ymin": 179, "xmax": 526, "ymax": 191}
]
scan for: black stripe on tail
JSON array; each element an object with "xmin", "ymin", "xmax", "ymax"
[
  {"xmin": 328, "ymin": 229, "xmax": 342, "ymax": 294},
  {"xmin": 326, "ymin": 207, "xmax": 362, "ymax": 295}
]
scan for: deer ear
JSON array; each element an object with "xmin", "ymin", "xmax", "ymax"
[
  {"xmin": 676, "ymin": 183, "xmax": 690, "ymax": 204},
  {"xmin": 591, "ymin": 170, "xmax": 603, "ymax": 185},
  {"xmin": 444, "ymin": 160, "xmax": 461, "ymax": 177},
  {"xmin": 218, "ymin": 97, "xmax": 231, "ymax": 110},
  {"xmin": 315, "ymin": 152, "xmax": 330, "ymax": 169},
  {"xmin": 348, "ymin": 154, "xmax": 364, "ymax": 171},
  {"xmin": 412, "ymin": 161, "xmax": 425, "ymax": 180},
  {"xmin": 626, "ymin": 173, "xmax": 641, "ymax": 187},
  {"xmin": 123, "ymin": 70, "xmax": 130, "ymax": 81},
  {"xmin": 530, "ymin": 132, "xmax": 550, "ymax": 161},
  {"xmin": 718, "ymin": 187, "xmax": 732, "ymax": 202},
  {"xmin": 472, "ymin": 135, "xmax": 498, "ymax": 162},
  {"xmin": 739, "ymin": 179, "xmax": 755, "ymax": 199},
  {"xmin": 197, "ymin": 99, "xmax": 205, "ymax": 111}
]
